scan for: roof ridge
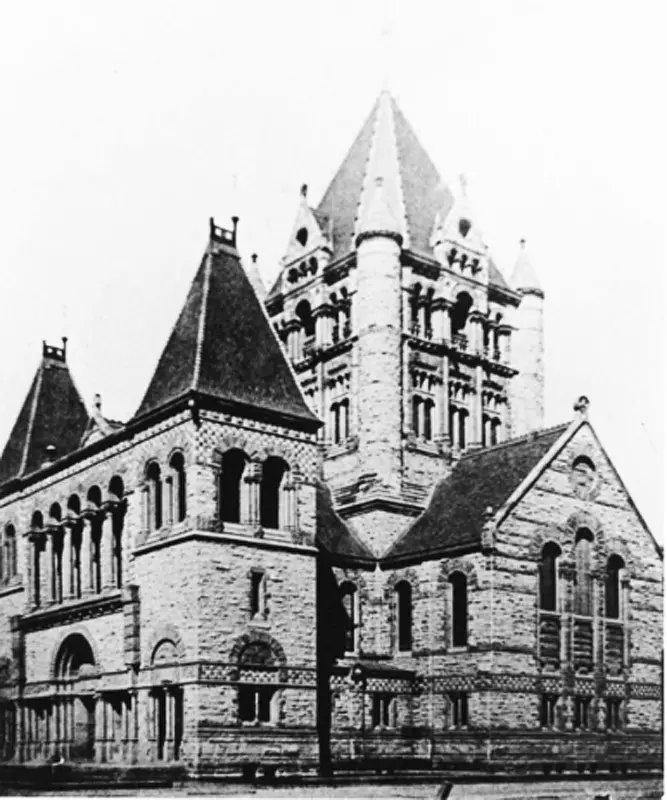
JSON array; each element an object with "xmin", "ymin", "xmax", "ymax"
[
  {"xmin": 458, "ymin": 422, "xmax": 570, "ymax": 461},
  {"xmin": 18, "ymin": 362, "xmax": 44, "ymax": 476},
  {"xmin": 192, "ymin": 250, "xmax": 212, "ymax": 390}
]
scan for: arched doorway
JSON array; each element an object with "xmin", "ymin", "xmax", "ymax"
[{"xmin": 55, "ymin": 633, "xmax": 96, "ymax": 761}]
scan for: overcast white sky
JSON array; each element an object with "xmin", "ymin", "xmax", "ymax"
[{"xmin": 0, "ymin": 0, "xmax": 663, "ymax": 540}]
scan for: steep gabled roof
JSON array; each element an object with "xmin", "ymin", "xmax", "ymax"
[
  {"xmin": 316, "ymin": 480, "xmax": 375, "ymax": 564},
  {"xmin": 134, "ymin": 221, "xmax": 319, "ymax": 429},
  {"xmin": 384, "ymin": 424, "xmax": 569, "ymax": 563},
  {"xmin": 0, "ymin": 342, "xmax": 89, "ymax": 486}
]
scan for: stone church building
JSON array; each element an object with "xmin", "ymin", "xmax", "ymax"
[{"xmin": 0, "ymin": 92, "xmax": 662, "ymax": 777}]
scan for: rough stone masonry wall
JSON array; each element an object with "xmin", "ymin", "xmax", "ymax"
[{"xmin": 492, "ymin": 423, "xmax": 663, "ymax": 733}]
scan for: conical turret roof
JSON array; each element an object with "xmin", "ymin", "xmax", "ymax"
[
  {"xmin": 135, "ymin": 220, "xmax": 319, "ymax": 429},
  {"xmin": 510, "ymin": 239, "xmax": 543, "ymax": 296},
  {"xmin": 0, "ymin": 341, "xmax": 89, "ymax": 486}
]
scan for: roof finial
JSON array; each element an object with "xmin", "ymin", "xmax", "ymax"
[
  {"xmin": 520, "ymin": 237, "xmax": 526, "ymax": 249},
  {"xmin": 379, "ymin": 0, "xmax": 393, "ymax": 91},
  {"xmin": 574, "ymin": 395, "xmax": 590, "ymax": 419},
  {"xmin": 251, "ymin": 253, "xmax": 258, "ymax": 264},
  {"xmin": 300, "ymin": 183, "xmax": 308, "ymax": 198},
  {"xmin": 231, "ymin": 216, "xmax": 239, "ymax": 247}
]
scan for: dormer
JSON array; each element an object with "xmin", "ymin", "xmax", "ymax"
[
  {"xmin": 281, "ymin": 184, "xmax": 332, "ymax": 284},
  {"xmin": 430, "ymin": 175, "xmax": 489, "ymax": 283}
]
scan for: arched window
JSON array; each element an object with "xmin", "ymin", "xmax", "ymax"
[
  {"xmin": 395, "ymin": 581, "xmax": 413, "ymax": 652},
  {"xmin": 218, "ymin": 449, "xmax": 248, "ymax": 524},
  {"xmin": 49, "ymin": 503, "xmax": 63, "ymax": 604},
  {"xmin": 340, "ymin": 582, "xmax": 358, "ymax": 654},
  {"xmin": 3, "ymin": 525, "xmax": 17, "ymax": 580},
  {"xmin": 67, "ymin": 495, "xmax": 82, "ymax": 599},
  {"xmin": 450, "ymin": 292, "xmax": 473, "ymax": 338},
  {"xmin": 424, "ymin": 399, "xmax": 434, "ymax": 441},
  {"xmin": 574, "ymin": 529, "xmax": 594, "ymax": 616},
  {"xmin": 87, "ymin": 487, "xmax": 103, "ymax": 594},
  {"xmin": 260, "ymin": 457, "xmax": 288, "ymax": 530},
  {"xmin": 169, "ymin": 452, "xmax": 187, "ymax": 523},
  {"xmin": 30, "ymin": 511, "xmax": 43, "ymax": 607},
  {"xmin": 296, "ymin": 300, "xmax": 315, "ymax": 359},
  {"xmin": 605, "ymin": 555, "xmax": 625, "ymax": 619},
  {"xmin": 146, "ymin": 462, "xmax": 163, "ymax": 532},
  {"xmin": 450, "ymin": 572, "xmax": 468, "ymax": 647},
  {"xmin": 458, "ymin": 409, "xmax": 468, "ymax": 450},
  {"xmin": 539, "ymin": 543, "xmax": 561, "ymax": 612},
  {"xmin": 108, "ymin": 477, "xmax": 124, "ymax": 589}
]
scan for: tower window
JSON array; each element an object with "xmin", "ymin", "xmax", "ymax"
[
  {"xmin": 219, "ymin": 449, "xmax": 248, "ymax": 524},
  {"xmin": 2, "ymin": 525, "xmax": 17, "ymax": 581},
  {"xmin": 169, "ymin": 452, "xmax": 187, "ymax": 523},
  {"xmin": 250, "ymin": 570, "xmax": 267, "ymax": 618},
  {"xmin": 296, "ymin": 227, "xmax": 308, "ymax": 247},
  {"xmin": 605, "ymin": 698, "xmax": 623, "ymax": 730},
  {"xmin": 458, "ymin": 218, "xmax": 471, "ymax": 237},
  {"xmin": 146, "ymin": 462, "xmax": 163, "ymax": 532},
  {"xmin": 260, "ymin": 457, "xmax": 288, "ymax": 529}
]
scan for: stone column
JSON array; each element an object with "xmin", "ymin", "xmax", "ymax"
[
  {"xmin": 61, "ymin": 527, "xmax": 72, "ymax": 601},
  {"xmin": 242, "ymin": 461, "xmax": 261, "ymax": 526},
  {"xmin": 621, "ymin": 577, "xmax": 630, "ymax": 670},
  {"xmin": 45, "ymin": 534, "xmax": 54, "ymax": 605},
  {"xmin": 473, "ymin": 366, "xmax": 484, "ymax": 447},
  {"xmin": 81, "ymin": 518, "xmax": 93, "ymax": 596}
]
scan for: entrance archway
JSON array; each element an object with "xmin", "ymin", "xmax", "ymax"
[{"xmin": 54, "ymin": 633, "xmax": 96, "ymax": 761}]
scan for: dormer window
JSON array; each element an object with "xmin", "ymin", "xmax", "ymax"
[
  {"xmin": 296, "ymin": 228, "xmax": 308, "ymax": 247},
  {"xmin": 458, "ymin": 218, "xmax": 471, "ymax": 238}
]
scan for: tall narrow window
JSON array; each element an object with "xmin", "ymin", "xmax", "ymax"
[
  {"xmin": 605, "ymin": 555, "xmax": 624, "ymax": 619},
  {"xmin": 458, "ymin": 410, "xmax": 467, "ymax": 450},
  {"xmin": 424, "ymin": 399, "xmax": 434, "ymax": 441},
  {"xmin": 539, "ymin": 543, "xmax": 561, "ymax": 611},
  {"xmin": 49, "ymin": 503, "xmax": 63, "ymax": 603},
  {"xmin": 450, "ymin": 572, "xmax": 468, "ymax": 647},
  {"xmin": 146, "ymin": 462, "xmax": 163, "ymax": 531},
  {"xmin": 4, "ymin": 525, "xmax": 16, "ymax": 579},
  {"xmin": 395, "ymin": 581, "xmax": 413, "ymax": 652},
  {"xmin": 219, "ymin": 449, "xmax": 248, "ymax": 524},
  {"xmin": 250, "ymin": 570, "xmax": 266, "ymax": 618},
  {"xmin": 574, "ymin": 530, "xmax": 593, "ymax": 616},
  {"xmin": 169, "ymin": 452, "xmax": 187, "ymax": 523},
  {"xmin": 340, "ymin": 582, "xmax": 358, "ymax": 654},
  {"xmin": 371, "ymin": 694, "xmax": 396, "ymax": 728},
  {"xmin": 412, "ymin": 396, "xmax": 422, "ymax": 436},
  {"xmin": 605, "ymin": 698, "xmax": 622, "ymax": 730},
  {"xmin": 260, "ymin": 457, "xmax": 288, "ymax": 529},
  {"xmin": 31, "ymin": 512, "xmax": 43, "ymax": 607},
  {"xmin": 108, "ymin": 477, "xmax": 124, "ymax": 589},
  {"xmin": 573, "ymin": 696, "xmax": 591, "ymax": 730}
]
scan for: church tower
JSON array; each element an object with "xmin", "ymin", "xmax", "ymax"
[{"xmin": 266, "ymin": 92, "xmax": 525, "ymax": 556}]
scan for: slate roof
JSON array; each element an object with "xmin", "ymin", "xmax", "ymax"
[
  {"xmin": 316, "ymin": 480, "xmax": 375, "ymax": 563},
  {"xmin": 134, "ymin": 226, "xmax": 319, "ymax": 429},
  {"xmin": 384, "ymin": 424, "xmax": 569, "ymax": 562},
  {"xmin": 0, "ymin": 346, "xmax": 89, "ymax": 487}
]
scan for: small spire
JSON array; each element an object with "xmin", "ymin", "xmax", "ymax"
[
  {"xmin": 510, "ymin": 237, "xmax": 543, "ymax": 296},
  {"xmin": 251, "ymin": 253, "xmax": 258, "ymax": 264}
]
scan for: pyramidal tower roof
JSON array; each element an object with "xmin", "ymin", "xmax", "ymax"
[
  {"xmin": 510, "ymin": 239, "xmax": 543, "ymax": 296},
  {"xmin": 316, "ymin": 90, "xmax": 453, "ymax": 260},
  {"xmin": 135, "ymin": 219, "xmax": 319, "ymax": 429},
  {"xmin": 312, "ymin": 91, "xmax": 512, "ymax": 292},
  {"xmin": 0, "ymin": 340, "xmax": 89, "ymax": 486}
]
